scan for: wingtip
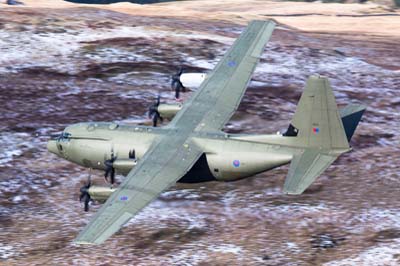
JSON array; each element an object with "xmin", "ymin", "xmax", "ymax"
[
  {"xmin": 352, "ymin": 103, "xmax": 368, "ymax": 112},
  {"xmin": 283, "ymin": 189, "xmax": 303, "ymax": 196},
  {"xmin": 73, "ymin": 240, "xmax": 97, "ymax": 246},
  {"xmin": 283, "ymin": 184, "xmax": 306, "ymax": 195},
  {"xmin": 250, "ymin": 19, "xmax": 277, "ymax": 26}
]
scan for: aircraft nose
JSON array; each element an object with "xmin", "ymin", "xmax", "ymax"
[{"xmin": 47, "ymin": 140, "xmax": 59, "ymax": 156}]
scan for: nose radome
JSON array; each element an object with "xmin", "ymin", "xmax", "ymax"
[{"xmin": 47, "ymin": 140, "xmax": 59, "ymax": 156}]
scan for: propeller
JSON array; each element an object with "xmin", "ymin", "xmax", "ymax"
[
  {"xmin": 79, "ymin": 174, "xmax": 92, "ymax": 212},
  {"xmin": 104, "ymin": 149, "xmax": 117, "ymax": 184},
  {"xmin": 148, "ymin": 95, "xmax": 163, "ymax": 127},
  {"xmin": 129, "ymin": 149, "xmax": 136, "ymax": 159},
  {"xmin": 171, "ymin": 67, "xmax": 186, "ymax": 99}
]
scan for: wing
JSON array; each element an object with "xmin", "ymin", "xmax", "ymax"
[
  {"xmin": 283, "ymin": 149, "xmax": 338, "ymax": 195},
  {"xmin": 169, "ymin": 20, "xmax": 276, "ymax": 131},
  {"xmin": 74, "ymin": 135, "xmax": 203, "ymax": 245}
]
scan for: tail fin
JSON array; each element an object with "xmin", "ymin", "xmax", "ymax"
[
  {"xmin": 285, "ymin": 75, "xmax": 349, "ymax": 150},
  {"xmin": 283, "ymin": 76, "xmax": 362, "ymax": 195}
]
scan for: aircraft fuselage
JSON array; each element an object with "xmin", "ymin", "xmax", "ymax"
[{"xmin": 48, "ymin": 122, "xmax": 295, "ymax": 183}]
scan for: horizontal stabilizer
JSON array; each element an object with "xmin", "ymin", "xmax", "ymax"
[
  {"xmin": 340, "ymin": 104, "xmax": 366, "ymax": 142},
  {"xmin": 283, "ymin": 149, "xmax": 338, "ymax": 195}
]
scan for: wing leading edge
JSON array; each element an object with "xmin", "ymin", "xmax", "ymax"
[{"xmin": 74, "ymin": 20, "xmax": 276, "ymax": 245}]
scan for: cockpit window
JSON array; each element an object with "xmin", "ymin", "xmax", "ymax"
[
  {"xmin": 61, "ymin": 132, "xmax": 71, "ymax": 142},
  {"xmin": 53, "ymin": 132, "xmax": 71, "ymax": 142}
]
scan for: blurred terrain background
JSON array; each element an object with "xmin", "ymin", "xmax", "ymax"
[
  {"xmin": 64, "ymin": 0, "xmax": 400, "ymax": 7},
  {"xmin": 0, "ymin": 0, "xmax": 399, "ymax": 265}
]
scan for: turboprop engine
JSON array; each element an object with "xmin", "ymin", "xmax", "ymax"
[
  {"xmin": 79, "ymin": 177, "xmax": 117, "ymax": 212},
  {"xmin": 180, "ymin": 73, "xmax": 207, "ymax": 88},
  {"xmin": 148, "ymin": 96, "xmax": 183, "ymax": 126},
  {"xmin": 112, "ymin": 159, "xmax": 138, "ymax": 175},
  {"xmin": 104, "ymin": 149, "xmax": 137, "ymax": 184},
  {"xmin": 157, "ymin": 103, "xmax": 182, "ymax": 120},
  {"xmin": 171, "ymin": 67, "xmax": 207, "ymax": 98}
]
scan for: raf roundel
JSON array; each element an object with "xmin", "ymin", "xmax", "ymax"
[
  {"xmin": 120, "ymin": 196, "xmax": 129, "ymax": 201},
  {"xmin": 312, "ymin": 127, "xmax": 320, "ymax": 134},
  {"xmin": 233, "ymin": 159, "xmax": 240, "ymax": 168},
  {"xmin": 227, "ymin": 61, "xmax": 236, "ymax": 67}
]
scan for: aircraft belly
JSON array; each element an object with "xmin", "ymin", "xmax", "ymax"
[
  {"xmin": 206, "ymin": 152, "xmax": 292, "ymax": 181},
  {"xmin": 178, "ymin": 154, "xmax": 216, "ymax": 183}
]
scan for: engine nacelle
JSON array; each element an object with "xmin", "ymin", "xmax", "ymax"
[
  {"xmin": 113, "ymin": 159, "xmax": 137, "ymax": 176},
  {"xmin": 88, "ymin": 186, "xmax": 117, "ymax": 202},
  {"xmin": 180, "ymin": 73, "xmax": 207, "ymax": 88},
  {"xmin": 157, "ymin": 103, "xmax": 183, "ymax": 120}
]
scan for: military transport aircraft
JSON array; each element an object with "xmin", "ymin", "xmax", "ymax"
[{"xmin": 47, "ymin": 20, "xmax": 366, "ymax": 245}]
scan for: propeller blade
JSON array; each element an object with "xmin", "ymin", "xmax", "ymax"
[
  {"xmin": 110, "ymin": 168, "xmax": 115, "ymax": 185},
  {"xmin": 177, "ymin": 67, "xmax": 183, "ymax": 76},
  {"xmin": 171, "ymin": 67, "xmax": 182, "ymax": 88},
  {"xmin": 152, "ymin": 112, "xmax": 158, "ymax": 127},
  {"xmin": 174, "ymin": 83, "xmax": 180, "ymax": 99},
  {"xmin": 104, "ymin": 165, "xmax": 111, "ymax": 179},
  {"xmin": 148, "ymin": 95, "xmax": 163, "ymax": 127},
  {"xmin": 104, "ymin": 149, "xmax": 117, "ymax": 184},
  {"xmin": 129, "ymin": 149, "xmax": 136, "ymax": 159},
  {"xmin": 111, "ymin": 147, "xmax": 115, "ymax": 160},
  {"xmin": 79, "ymin": 175, "xmax": 92, "ymax": 212},
  {"xmin": 86, "ymin": 173, "xmax": 91, "ymax": 188},
  {"xmin": 84, "ymin": 194, "xmax": 90, "ymax": 212},
  {"xmin": 171, "ymin": 67, "xmax": 186, "ymax": 99},
  {"xmin": 148, "ymin": 95, "xmax": 161, "ymax": 119}
]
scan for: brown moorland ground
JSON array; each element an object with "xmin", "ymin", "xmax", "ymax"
[{"xmin": 0, "ymin": 1, "xmax": 399, "ymax": 265}]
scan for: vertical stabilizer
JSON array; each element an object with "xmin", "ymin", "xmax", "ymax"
[{"xmin": 289, "ymin": 76, "xmax": 349, "ymax": 150}]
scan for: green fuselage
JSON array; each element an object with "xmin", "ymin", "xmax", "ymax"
[{"xmin": 48, "ymin": 122, "xmax": 296, "ymax": 182}]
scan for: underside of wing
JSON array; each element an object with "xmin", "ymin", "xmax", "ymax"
[
  {"xmin": 283, "ymin": 149, "xmax": 338, "ymax": 195},
  {"xmin": 74, "ymin": 136, "xmax": 203, "ymax": 245}
]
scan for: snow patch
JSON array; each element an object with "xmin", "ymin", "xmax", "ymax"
[
  {"xmin": 167, "ymin": 248, "xmax": 208, "ymax": 266},
  {"xmin": 0, "ymin": 244, "xmax": 16, "ymax": 260},
  {"xmin": 323, "ymin": 239, "xmax": 400, "ymax": 266},
  {"xmin": 208, "ymin": 243, "xmax": 243, "ymax": 254},
  {"xmin": 127, "ymin": 198, "xmax": 208, "ymax": 230},
  {"xmin": 351, "ymin": 208, "xmax": 400, "ymax": 230},
  {"xmin": 12, "ymin": 195, "xmax": 29, "ymax": 203},
  {"xmin": 161, "ymin": 189, "xmax": 201, "ymax": 200},
  {"xmin": 0, "ymin": 132, "xmax": 32, "ymax": 167},
  {"xmin": 0, "ymin": 26, "xmax": 231, "ymax": 74},
  {"xmin": 185, "ymin": 56, "xmax": 218, "ymax": 70},
  {"xmin": 286, "ymin": 242, "xmax": 300, "ymax": 253}
]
